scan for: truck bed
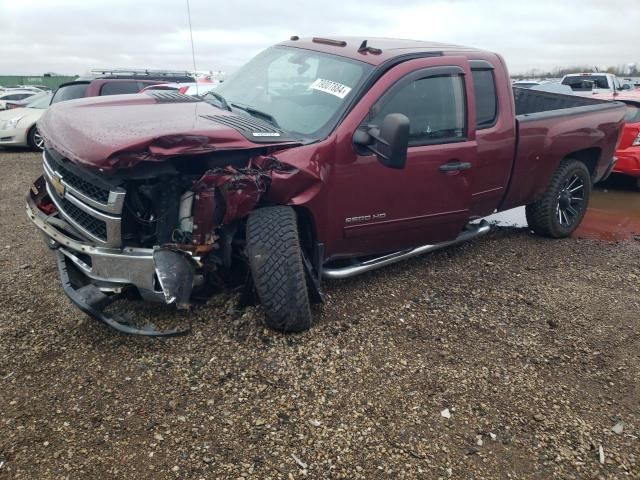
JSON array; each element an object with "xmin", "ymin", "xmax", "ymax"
[
  {"xmin": 513, "ymin": 87, "xmax": 606, "ymax": 116},
  {"xmin": 499, "ymin": 88, "xmax": 626, "ymax": 211}
]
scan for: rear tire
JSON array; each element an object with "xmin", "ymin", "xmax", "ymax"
[
  {"xmin": 525, "ymin": 159, "xmax": 591, "ymax": 238},
  {"xmin": 246, "ymin": 206, "xmax": 312, "ymax": 332},
  {"xmin": 27, "ymin": 126, "xmax": 44, "ymax": 151}
]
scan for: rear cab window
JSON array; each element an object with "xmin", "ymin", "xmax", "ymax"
[{"xmin": 470, "ymin": 67, "xmax": 498, "ymax": 129}]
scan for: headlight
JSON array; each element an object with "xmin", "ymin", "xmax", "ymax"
[{"xmin": 0, "ymin": 116, "xmax": 23, "ymax": 130}]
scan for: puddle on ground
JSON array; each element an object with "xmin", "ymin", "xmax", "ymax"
[{"xmin": 484, "ymin": 175, "xmax": 640, "ymax": 242}]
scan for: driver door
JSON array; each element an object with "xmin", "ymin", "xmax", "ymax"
[{"xmin": 329, "ymin": 57, "xmax": 477, "ymax": 258}]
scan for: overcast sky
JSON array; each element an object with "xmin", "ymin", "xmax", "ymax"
[{"xmin": 1, "ymin": 0, "xmax": 638, "ymax": 76}]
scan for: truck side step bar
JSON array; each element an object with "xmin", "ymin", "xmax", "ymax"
[{"xmin": 322, "ymin": 221, "xmax": 491, "ymax": 280}]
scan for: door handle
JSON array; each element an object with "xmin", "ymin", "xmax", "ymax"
[{"xmin": 439, "ymin": 160, "xmax": 472, "ymax": 172}]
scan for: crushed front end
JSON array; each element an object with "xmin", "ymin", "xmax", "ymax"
[{"xmin": 26, "ymin": 148, "xmax": 286, "ymax": 336}]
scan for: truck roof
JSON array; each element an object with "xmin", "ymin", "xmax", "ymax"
[{"xmin": 278, "ymin": 36, "xmax": 481, "ymax": 65}]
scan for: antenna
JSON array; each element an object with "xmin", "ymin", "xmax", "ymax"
[{"xmin": 186, "ymin": 0, "xmax": 197, "ymax": 74}]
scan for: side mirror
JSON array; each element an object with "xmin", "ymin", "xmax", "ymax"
[{"xmin": 353, "ymin": 113, "xmax": 410, "ymax": 169}]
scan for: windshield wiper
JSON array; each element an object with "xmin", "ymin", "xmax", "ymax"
[
  {"xmin": 203, "ymin": 91, "xmax": 232, "ymax": 111},
  {"xmin": 230, "ymin": 102, "xmax": 280, "ymax": 128}
]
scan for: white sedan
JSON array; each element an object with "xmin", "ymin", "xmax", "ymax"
[
  {"xmin": 0, "ymin": 93, "xmax": 51, "ymax": 150},
  {"xmin": 0, "ymin": 89, "xmax": 39, "ymax": 110}
]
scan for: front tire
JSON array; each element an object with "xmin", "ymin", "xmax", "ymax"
[
  {"xmin": 246, "ymin": 206, "xmax": 312, "ymax": 332},
  {"xmin": 525, "ymin": 159, "xmax": 591, "ymax": 238},
  {"xmin": 27, "ymin": 126, "xmax": 44, "ymax": 151}
]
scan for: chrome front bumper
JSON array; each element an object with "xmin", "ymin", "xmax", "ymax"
[
  {"xmin": 27, "ymin": 176, "xmax": 195, "ymax": 336},
  {"xmin": 26, "ymin": 177, "xmax": 163, "ymax": 302}
]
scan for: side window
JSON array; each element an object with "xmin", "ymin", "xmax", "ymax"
[
  {"xmin": 100, "ymin": 81, "xmax": 141, "ymax": 96},
  {"xmin": 471, "ymin": 69, "xmax": 498, "ymax": 129},
  {"xmin": 370, "ymin": 74, "xmax": 466, "ymax": 145}
]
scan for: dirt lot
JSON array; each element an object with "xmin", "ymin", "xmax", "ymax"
[{"xmin": 0, "ymin": 149, "xmax": 639, "ymax": 479}]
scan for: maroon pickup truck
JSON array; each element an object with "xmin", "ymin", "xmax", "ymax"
[{"xmin": 27, "ymin": 37, "xmax": 625, "ymax": 335}]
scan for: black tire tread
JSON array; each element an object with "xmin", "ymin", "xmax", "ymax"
[
  {"xmin": 246, "ymin": 206, "xmax": 312, "ymax": 332},
  {"xmin": 525, "ymin": 158, "xmax": 591, "ymax": 238},
  {"xmin": 27, "ymin": 126, "xmax": 39, "ymax": 151}
]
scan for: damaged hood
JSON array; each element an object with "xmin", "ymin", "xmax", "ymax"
[{"xmin": 37, "ymin": 92, "xmax": 299, "ymax": 170}]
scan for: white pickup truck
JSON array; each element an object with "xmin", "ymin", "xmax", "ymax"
[{"xmin": 561, "ymin": 72, "xmax": 631, "ymax": 96}]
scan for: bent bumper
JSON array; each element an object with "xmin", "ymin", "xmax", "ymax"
[
  {"xmin": 613, "ymin": 150, "xmax": 640, "ymax": 177},
  {"xmin": 26, "ymin": 177, "xmax": 162, "ymax": 300},
  {"xmin": 26, "ymin": 177, "xmax": 194, "ymax": 336}
]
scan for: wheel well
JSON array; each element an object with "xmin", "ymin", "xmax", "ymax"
[
  {"xmin": 564, "ymin": 148, "xmax": 601, "ymax": 181},
  {"xmin": 293, "ymin": 206, "xmax": 316, "ymax": 254}
]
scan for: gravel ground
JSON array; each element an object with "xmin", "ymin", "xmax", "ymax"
[{"xmin": 1, "ymin": 149, "xmax": 639, "ymax": 479}]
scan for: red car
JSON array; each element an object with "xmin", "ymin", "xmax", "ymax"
[
  {"xmin": 28, "ymin": 37, "xmax": 625, "ymax": 335},
  {"xmin": 594, "ymin": 91, "xmax": 640, "ymax": 188}
]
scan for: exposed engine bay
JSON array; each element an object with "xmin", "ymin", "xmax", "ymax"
[{"xmin": 28, "ymin": 147, "xmax": 306, "ymax": 336}]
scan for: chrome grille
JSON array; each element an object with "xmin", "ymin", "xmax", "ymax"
[
  {"xmin": 58, "ymin": 196, "xmax": 108, "ymax": 241},
  {"xmin": 52, "ymin": 161, "xmax": 110, "ymax": 203},
  {"xmin": 42, "ymin": 151, "xmax": 125, "ymax": 213},
  {"xmin": 42, "ymin": 150, "xmax": 124, "ymax": 247}
]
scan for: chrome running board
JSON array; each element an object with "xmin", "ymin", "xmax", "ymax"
[{"xmin": 322, "ymin": 220, "xmax": 491, "ymax": 280}]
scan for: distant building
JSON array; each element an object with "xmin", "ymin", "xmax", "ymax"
[{"xmin": 0, "ymin": 74, "xmax": 78, "ymax": 89}]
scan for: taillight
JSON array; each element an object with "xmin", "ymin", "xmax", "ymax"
[
  {"xmin": 620, "ymin": 126, "xmax": 640, "ymax": 149},
  {"xmin": 179, "ymin": 86, "xmax": 189, "ymax": 95}
]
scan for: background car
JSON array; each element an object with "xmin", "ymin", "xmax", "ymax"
[
  {"xmin": 529, "ymin": 81, "xmax": 574, "ymax": 95},
  {"xmin": 0, "ymin": 89, "xmax": 39, "ymax": 110},
  {"xmin": 512, "ymin": 80, "xmax": 541, "ymax": 88},
  {"xmin": 22, "ymin": 85, "xmax": 52, "ymax": 91},
  {"xmin": 593, "ymin": 90, "xmax": 640, "ymax": 188},
  {"xmin": 4, "ymin": 90, "xmax": 52, "ymax": 110},
  {"xmin": 140, "ymin": 82, "xmax": 218, "ymax": 97},
  {"xmin": 560, "ymin": 72, "xmax": 625, "ymax": 96},
  {"xmin": 48, "ymin": 69, "xmax": 197, "ymax": 105},
  {"xmin": 616, "ymin": 100, "xmax": 640, "ymax": 188},
  {"xmin": 0, "ymin": 92, "xmax": 52, "ymax": 150}
]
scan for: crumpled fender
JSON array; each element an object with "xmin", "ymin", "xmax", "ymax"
[
  {"xmin": 192, "ymin": 163, "xmax": 271, "ymax": 224},
  {"xmin": 252, "ymin": 154, "xmax": 323, "ymax": 205},
  {"xmin": 191, "ymin": 154, "xmax": 325, "ymax": 225}
]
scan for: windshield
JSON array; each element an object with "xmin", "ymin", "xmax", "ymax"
[
  {"xmin": 25, "ymin": 91, "xmax": 52, "ymax": 109},
  {"xmin": 562, "ymin": 75, "xmax": 609, "ymax": 91},
  {"xmin": 209, "ymin": 46, "xmax": 373, "ymax": 139}
]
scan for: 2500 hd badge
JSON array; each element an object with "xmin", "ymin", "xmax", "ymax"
[{"xmin": 345, "ymin": 213, "xmax": 387, "ymax": 224}]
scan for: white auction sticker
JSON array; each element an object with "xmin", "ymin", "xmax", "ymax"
[{"xmin": 309, "ymin": 78, "xmax": 352, "ymax": 99}]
